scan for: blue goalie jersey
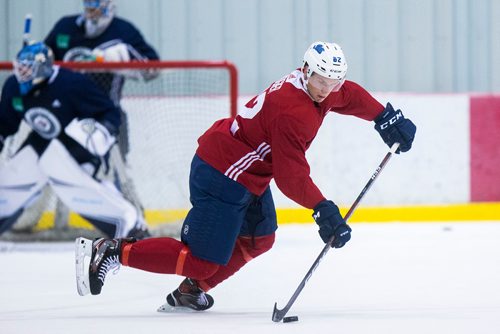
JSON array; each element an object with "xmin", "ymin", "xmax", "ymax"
[
  {"xmin": 44, "ymin": 15, "xmax": 159, "ymax": 105},
  {"xmin": 45, "ymin": 15, "xmax": 159, "ymax": 62},
  {"xmin": 0, "ymin": 67, "xmax": 120, "ymax": 161}
]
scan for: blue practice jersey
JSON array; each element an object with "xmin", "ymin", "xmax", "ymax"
[{"xmin": 0, "ymin": 66, "xmax": 120, "ymax": 157}]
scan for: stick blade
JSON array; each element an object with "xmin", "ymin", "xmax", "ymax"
[{"xmin": 272, "ymin": 302, "xmax": 287, "ymax": 322}]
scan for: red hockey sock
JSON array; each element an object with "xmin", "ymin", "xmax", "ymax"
[
  {"xmin": 198, "ymin": 233, "xmax": 275, "ymax": 291},
  {"xmin": 121, "ymin": 237, "xmax": 219, "ymax": 281}
]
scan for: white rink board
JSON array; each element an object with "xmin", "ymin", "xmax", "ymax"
[
  {"xmin": 124, "ymin": 93, "xmax": 471, "ymax": 210},
  {"xmin": 123, "ymin": 94, "xmax": 470, "ymax": 209},
  {"xmin": 244, "ymin": 93, "xmax": 470, "ymax": 207},
  {"xmin": 0, "ymin": 93, "xmax": 471, "ymax": 210},
  {"xmin": 2, "ymin": 65, "xmax": 491, "ymax": 247}
]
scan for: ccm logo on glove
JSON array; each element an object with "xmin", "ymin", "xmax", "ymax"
[
  {"xmin": 378, "ymin": 110, "xmax": 403, "ymax": 130},
  {"xmin": 374, "ymin": 102, "xmax": 416, "ymax": 153}
]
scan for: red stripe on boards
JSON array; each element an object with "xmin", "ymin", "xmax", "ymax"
[{"xmin": 470, "ymin": 95, "xmax": 500, "ymax": 201}]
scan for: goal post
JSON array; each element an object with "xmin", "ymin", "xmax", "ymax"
[{"xmin": 0, "ymin": 60, "xmax": 238, "ymax": 240}]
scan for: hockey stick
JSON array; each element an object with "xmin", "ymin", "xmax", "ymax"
[
  {"xmin": 23, "ymin": 14, "xmax": 32, "ymax": 47},
  {"xmin": 272, "ymin": 142, "xmax": 400, "ymax": 322}
]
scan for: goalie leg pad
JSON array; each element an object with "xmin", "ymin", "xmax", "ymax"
[
  {"xmin": 0, "ymin": 145, "xmax": 48, "ymax": 221},
  {"xmin": 0, "ymin": 209, "xmax": 24, "ymax": 235},
  {"xmin": 39, "ymin": 140, "xmax": 139, "ymax": 238}
]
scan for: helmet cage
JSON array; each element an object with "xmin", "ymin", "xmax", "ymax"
[
  {"xmin": 83, "ymin": 0, "xmax": 114, "ymax": 20},
  {"xmin": 13, "ymin": 42, "xmax": 54, "ymax": 95},
  {"xmin": 83, "ymin": 0, "xmax": 115, "ymax": 38}
]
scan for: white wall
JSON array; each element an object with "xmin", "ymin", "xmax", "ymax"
[
  {"xmin": 243, "ymin": 94, "xmax": 471, "ymax": 208},
  {"xmin": 1, "ymin": 0, "xmax": 500, "ymax": 94}
]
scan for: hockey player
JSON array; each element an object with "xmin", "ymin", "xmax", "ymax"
[
  {"xmin": 0, "ymin": 41, "xmax": 149, "ymax": 239},
  {"xmin": 76, "ymin": 41, "xmax": 416, "ymax": 310},
  {"xmin": 43, "ymin": 0, "xmax": 160, "ymax": 226},
  {"xmin": 44, "ymin": 0, "xmax": 160, "ymax": 111}
]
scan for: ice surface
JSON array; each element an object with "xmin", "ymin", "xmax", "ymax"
[{"xmin": 1, "ymin": 222, "xmax": 500, "ymax": 334}]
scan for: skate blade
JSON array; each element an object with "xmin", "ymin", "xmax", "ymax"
[
  {"xmin": 157, "ymin": 303, "xmax": 198, "ymax": 313},
  {"xmin": 75, "ymin": 237, "xmax": 93, "ymax": 296}
]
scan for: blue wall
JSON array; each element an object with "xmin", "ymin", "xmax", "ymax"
[{"xmin": 1, "ymin": 0, "xmax": 499, "ymax": 94}]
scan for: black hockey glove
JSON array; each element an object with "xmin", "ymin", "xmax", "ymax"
[
  {"xmin": 374, "ymin": 103, "xmax": 416, "ymax": 153},
  {"xmin": 0, "ymin": 136, "xmax": 4, "ymax": 154},
  {"xmin": 312, "ymin": 200, "xmax": 352, "ymax": 248}
]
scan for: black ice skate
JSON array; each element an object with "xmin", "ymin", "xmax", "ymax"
[
  {"xmin": 158, "ymin": 278, "xmax": 214, "ymax": 312},
  {"xmin": 75, "ymin": 237, "xmax": 123, "ymax": 296}
]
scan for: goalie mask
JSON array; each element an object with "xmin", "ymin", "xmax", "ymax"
[
  {"xmin": 83, "ymin": 0, "xmax": 116, "ymax": 38},
  {"xmin": 13, "ymin": 42, "xmax": 54, "ymax": 95},
  {"xmin": 302, "ymin": 41, "xmax": 348, "ymax": 92}
]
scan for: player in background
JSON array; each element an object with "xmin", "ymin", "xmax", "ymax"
[
  {"xmin": 45, "ymin": 0, "xmax": 159, "ymax": 115},
  {"xmin": 0, "ymin": 41, "xmax": 149, "ymax": 239},
  {"xmin": 43, "ymin": 0, "xmax": 160, "ymax": 227},
  {"xmin": 75, "ymin": 41, "xmax": 416, "ymax": 310}
]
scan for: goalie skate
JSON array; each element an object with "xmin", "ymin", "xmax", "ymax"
[{"xmin": 75, "ymin": 237, "xmax": 93, "ymax": 296}]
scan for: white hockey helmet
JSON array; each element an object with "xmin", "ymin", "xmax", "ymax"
[
  {"xmin": 13, "ymin": 41, "xmax": 54, "ymax": 95},
  {"xmin": 83, "ymin": 0, "xmax": 116, "ymax": 38},
  {"xmin": 302, "ymin": 41, "xmax": 348, "ymax": 81}
]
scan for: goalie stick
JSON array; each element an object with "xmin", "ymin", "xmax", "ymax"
[
  {"xmin": 23, "ymin": 14, "xmax": 32, "ymax": 47},
  {"xmin": 272, "ymin": 142, "xmax": 400, "ymax": 322}
]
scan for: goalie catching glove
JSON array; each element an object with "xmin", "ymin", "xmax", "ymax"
[
  {"xmin": 93, "ymin": 42, "xmax": 130, "ymax": 62},
  {"xmin": 374, "ymin": 103, "xmax": 416, "ymax": 153},
  {"xmin": 312, "ymin": 200, "xmax": 352, "ymax": 248}
]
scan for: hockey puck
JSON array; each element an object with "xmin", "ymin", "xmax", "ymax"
[{"xmin": 283, "ymin": 316, "xmax": 299, "ymax": 323}]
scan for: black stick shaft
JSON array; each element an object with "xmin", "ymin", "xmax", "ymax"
[{"xmin": 272, "ymin": 143, "xmax": 400, "ymax": 322}]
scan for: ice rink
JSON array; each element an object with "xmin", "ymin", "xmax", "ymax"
[{"xmin": 1, "ymin": 222, "xmax": 499, "ymax": 334}]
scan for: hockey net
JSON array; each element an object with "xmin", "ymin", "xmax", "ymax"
[{"xmin": 0, "ymin": 60, "xmax": 238, "ymax": 241}]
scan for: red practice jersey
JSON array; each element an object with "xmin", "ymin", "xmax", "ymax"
[{"xmin": 196, "ymin": 69, "xmax": 384, "ymax": 209}]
